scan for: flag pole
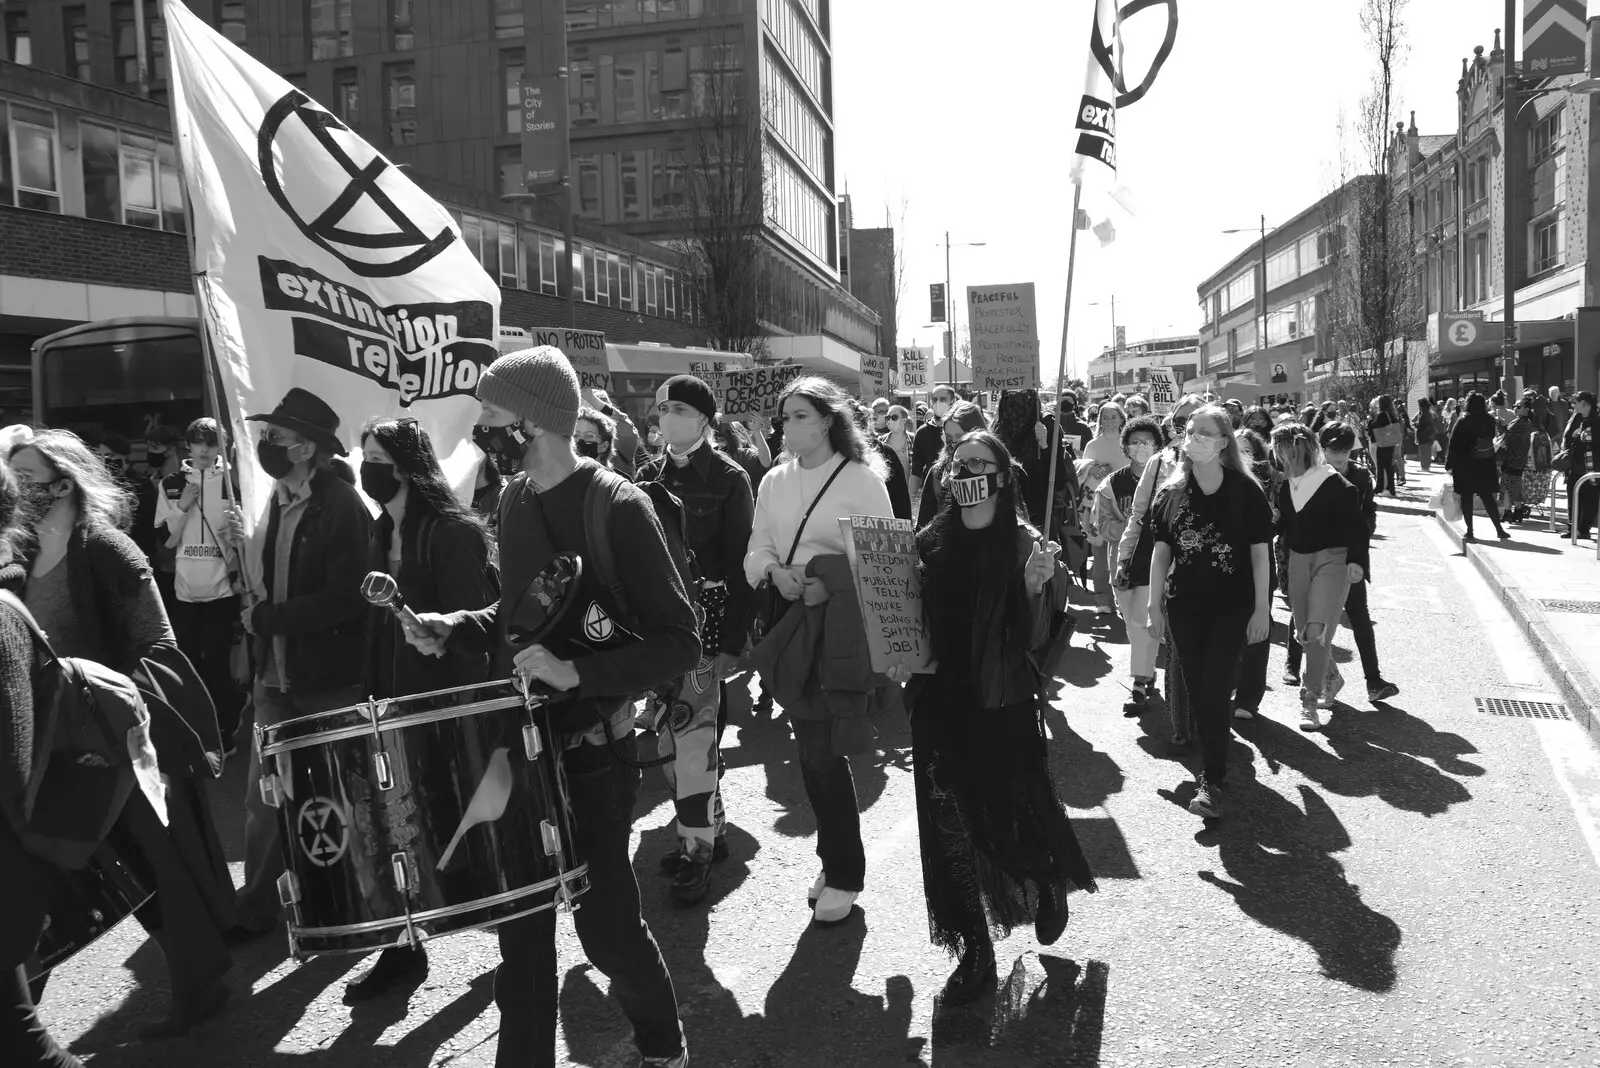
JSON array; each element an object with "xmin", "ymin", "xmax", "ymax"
[{"xmin": 1041, "ymin": 181, "xmax": 1084, "ymax": 546}]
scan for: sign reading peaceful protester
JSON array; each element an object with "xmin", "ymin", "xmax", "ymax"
[
  {"xmin": 527, "ymin": 327, "xmax": 607, "ymax": 393},
  {"xmin": 164, "ymin": 0, "xmax": 499, "ymax": 531},
  {"xmin": 714, "ymin": 363, "xmax": 804, "ymax": 422},
  {"xmin": 839, "ymin": 516, "xmax": 933, "ymax": 675},
  {"xmin": 1146, "ymin": 367, "xmax": 1178, "ymax": 415},
  {"xmin": 967, "ymin": 283, "xmax": 1041, "ymax": 392}
]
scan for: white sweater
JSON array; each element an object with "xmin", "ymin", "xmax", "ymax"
[{"xmin": 744, "ymin": 453, "xmax": 895, "ymax": 586}]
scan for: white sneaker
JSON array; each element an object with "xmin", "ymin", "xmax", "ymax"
[
  {"xmin": 1299, "ymin": 694, "xmax": 1323, "ymax": 732},
  {"xmin": 1318, "ymin": 664, "xmax": 1346, "ymax": 709},
  {"xmin": 806, "ymin": 870, "xmax": 826, "ymax": 906},
  {"xmin": 1232, "ymin": 707, "xmax": 1254, "ymax": 720},
  {"xmin": 812, "ymin": 887, "xmax": 858, "ymax": 923}
]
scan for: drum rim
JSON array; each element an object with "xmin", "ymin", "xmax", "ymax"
[
  {"xmin": 260, "ymin": 688, "xmax": 527, "ymax": 757},
  {"xmin": 288, "ymin": 865, "xmax": 590, "ymax": 941}
]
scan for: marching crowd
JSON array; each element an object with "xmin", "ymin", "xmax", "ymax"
[{"xmin": 2, "ymin": 341, "xmax": 1599, "ymax": 1068}]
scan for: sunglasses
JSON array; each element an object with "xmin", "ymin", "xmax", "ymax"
[{"xmin": 886, "ymin": 415, "xmax": 904, "ymax": 423}]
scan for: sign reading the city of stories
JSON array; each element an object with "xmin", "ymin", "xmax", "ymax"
[
  {"xmin": 713, "ymin": 363, "xmax": 804, "ymax": 422},
  {"xmin": 967, "ymin": 283, "xmax": 1040, "ymax": 392},
  {"xmin": 930, "ymin": 283, "xmax": 947, "ymax": 324},
  {"xmin": 859, "ymin": 353, "xmax": 890, "ymax": 400},
  {"xmin": 521, "ymin": 75, "xmax": 569, "ymax": 190},
  {"xmin": 528, "ymin": 327, "xmax": 608, "ymax": 392},
  {"xmin": 840, "ymin": 516, "xmax": 933, "ymax": 675},
  {"xmin": 1146, "ymin": 367, "xmax": 1178, "ymax": 415},
  {"xmin": 898, "ymin": 346, "xmax": 931, "ymax": 390}
]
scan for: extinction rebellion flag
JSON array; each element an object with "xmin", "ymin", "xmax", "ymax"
[{"xmin": 163, "ymin": 0, "xmax": 500, "ymax": 529}]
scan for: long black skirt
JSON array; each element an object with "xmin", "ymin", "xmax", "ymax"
[{"xmin": 911, "ymin": 685, "xmax": 1097, "ymax": 959}]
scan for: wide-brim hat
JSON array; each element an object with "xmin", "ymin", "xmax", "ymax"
[{"xmin": 246, "ymin": 387, "xmax": 347, "ymax": 456}]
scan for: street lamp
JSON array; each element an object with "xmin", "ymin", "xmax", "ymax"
[
  {"xmin": 1222, "ymin": 215, "xmax": 1272, "ymax": 378},
  {"xmin": 939, "ymin": 233, "xmax": 987, "ymax": 387}
]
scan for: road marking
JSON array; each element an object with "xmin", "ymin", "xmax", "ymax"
[
  {"xmin": 1368, "ymin": 582, "xmax": 1450, "ymax": 615},
  {"xmin": 1421, "ymin": 520, "xmax": 1600, "ymax": 870}
]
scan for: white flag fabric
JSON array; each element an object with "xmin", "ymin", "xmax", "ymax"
[
  {"xmin": 163, "ymin": 0, "xmax": 499, "ymax": 534},
  {"xmin": 1069, "ymin": 0, "xmax": 1134, "ymax": 247}
]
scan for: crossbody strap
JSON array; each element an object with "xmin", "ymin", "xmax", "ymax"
[{"xmin": 782, "ymin": 457, "xmax": 850, "ymax": 567}]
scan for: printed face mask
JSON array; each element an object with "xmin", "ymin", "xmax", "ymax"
[
  {"xmin": 948, "ymin": 472, "xmax": 1001, "ymax": 508},
  {"xmin": 1184, "ymin": 435, "xmax": 1222, "ymax": 464},
  {"xmin": 18, "ymin": 479, "xmax": 59, "ymax": 514},
  {"xmin": 474, "ymin": 423, "xmax": 530, "ymax": 475}
]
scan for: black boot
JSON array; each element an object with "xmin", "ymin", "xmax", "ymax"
[
  {"xmin": 345, "ymin": 945, "xmax": 429, "ymax": 1003},
  {"xmin": 942, "ymin": 939, "xmax": 996, "ymax": 1004},
  {"xmin": 1035, "ymin": 880, "xmax": 1070, "ymax": 946}
]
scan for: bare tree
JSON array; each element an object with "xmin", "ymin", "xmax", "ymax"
[
  {"xmin": 1319, "ymin": 0, "xmax": 1426, "ymax": 408},
  {"xmin": 669, "ymin": 38, "xmax": 772, "ymax": 358},
  {"xmin": 883, "ymin": 192, "xmax": 909, "ymax": 365}
]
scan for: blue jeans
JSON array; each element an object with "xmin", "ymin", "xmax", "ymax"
[{"xmin": 493, "ymin": 735, "xmax": 683, "ymax": 1067}]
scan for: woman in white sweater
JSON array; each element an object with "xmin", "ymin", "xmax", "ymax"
[{"xmin": 745, "ymin": 376, "xmax": 894, "ymax": 925}]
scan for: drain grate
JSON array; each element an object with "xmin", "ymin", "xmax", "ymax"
[
  {"xmin": 1537, "ymin": 598, "xmax": 1600, "ymax": 615},
  {"xmin": 1476, "ymin": 697, "xmax": 1569, "ymax": 720}
]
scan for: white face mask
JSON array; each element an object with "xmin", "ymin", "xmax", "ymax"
[
  {"xmin": 932, "ymin": 399, "xmax": 952, "ymax": 418},
  {"xmin": 1127, "ymin": 442, "xmax": 1156, "ymax": 468},
  {"xmin": 1184, "ymin": 436, "xmax": 1222, "ymax": 464}
]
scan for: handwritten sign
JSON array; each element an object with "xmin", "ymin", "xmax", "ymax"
[
  {"xmin": 859, "ymin": 353, "xmax": 890, "ymax": 400},
  {"xmin": 840, "ymin": 515, "xmax": 933, "ymax": 675},
  {"xmin": 715, "ymin": 363, "xmax": 803, "ymax": 422},
  {"xmin": 898, "ymin": 346, "xmax": 930, "ymax": 390},
  {"xmin": 526, "ymin": 327, "xmax": 608, "ymax": 393},
  {"xmin": 967, "ymin": 283, "xmax": 1040, "ymax": 392},
  {"xmin": 1146, "ymin": 366, "xmax": 1177, "ymax": 416}
]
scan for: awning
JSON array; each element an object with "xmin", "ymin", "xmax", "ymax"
[
  {"xmin": 763, "ymin": 335, "xmax": 864, "ymax": 387},
  {"xmin": 1430, "ymin": 318, "xmax": 1573, "ymax": 367},
  {"xmin": 605, "ymin": 344, "xmax": 756, "ymax": 375}
]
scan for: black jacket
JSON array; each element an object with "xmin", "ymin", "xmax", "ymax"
[
  {"xmin": 911, "ymin": 421, "xmax": 944, "ymax": 481},
  {"xmin": 252, "ymin": 467, "xmax": 372, "ymax": 693},
  {"xmin": 874, "ymin": 440, "xmax": 913, "ymax": 521},
  {"xmin": 1564, "ymin": 410, "xmax": 1600, "ymax": 474},
  {"xmin": 1274, "ymin": 471, "xmax": 1370, "ymax": 578},
  {"xmin": 366, "ymin": 510, "xmax": 495, "ymax": 699},
  {"xmin": 637, "ymin": 443, "xmax": 756, "ymax": 657},
  {"xmin": 1445, "ymin": 412, "xmax": 1501, "ymax": 494}
]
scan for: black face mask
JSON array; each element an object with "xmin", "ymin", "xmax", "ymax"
[
  {"xmin": 360, "ymin": 461, "xmax": 403, "ymax": 503},
  {"xmin": 474, "ymin": 424, "xmax": 529, "ymax": 475},
  {"xmin": 575, "ymin": 440, "xmax": 601, "ymax": 460},
  {"xmin": 256, "ymin": 440, "xmax": 295, "ymax": 480}
]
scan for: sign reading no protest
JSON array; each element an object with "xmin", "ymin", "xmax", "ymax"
[
  {"xmin": 528, "ymin": 327, "xmax": 608, "ymax": 393},
  {"xmin": 967, "ymin": 283, "xmax": 1040, "ymax": 392}
]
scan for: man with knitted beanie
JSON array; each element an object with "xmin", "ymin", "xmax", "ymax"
[{"xmin": 403, "ymin": 345, "xmax": 697, "ymax": 1068}]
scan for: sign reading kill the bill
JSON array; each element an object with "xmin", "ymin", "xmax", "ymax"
[
  {"xmin": 1146, "ymin": 366, "xmax": 1178, "ymax": 415},
  {"xmin": 840, "ymin": 515, "xmax": 933, "ymax": 675},
  {"xmin": 528, "ymin": 327, "xmax": 608, "ymax": 392},
  {"xmin": 898, "ymin": 347, "xmax": 930, "ymax": 390},
  {"xmin": 967, "ymin": 283, "xmax": 1040, "ymax": 392}
]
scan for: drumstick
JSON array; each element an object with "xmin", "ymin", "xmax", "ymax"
[{"xmin": 436, "ymin": 747, "xmax": 512, "ymax": 871}]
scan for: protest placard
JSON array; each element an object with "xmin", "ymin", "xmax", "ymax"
[
  {"xmin": 1253, "ymin": 353, "xmax": 1305, "ymax": 392},
  {"xmin": 898, "ymin": 346, "xmax": 930, "ymax": 390},
  {"xmin": 1146, "ymin": 367, "xmax": 1178, "ymax": 415},
  {"xmin": 839, "ymin": 515, "xmax": 933, "ymax": 675},
  {"xmin": 717, "ymin": 363, "xmax": 804, "ymax": 422},
  {"xmin": 967, "ymin": 283, "xmax": 1040, "ymax": 392},
  {"xmin": 859, "ymin": 352, "xmax": 890, "ymax": 400},
  {"xmin": 527, "ymin": 327, "xmax": 609, "ymax": 392}
]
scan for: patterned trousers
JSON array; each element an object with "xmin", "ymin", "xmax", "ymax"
[{"xmin": 655, "ymin": 584, "xmax": 727, "ymax": 860}]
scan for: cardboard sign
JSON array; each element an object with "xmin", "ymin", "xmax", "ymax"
[
  {"xmin": 967, "ymin": 283, "xmax": 1041, "ymax": 392},
  {"xmin": 840, "ymin": 516, "xmax": 933, "ymax": 675},
  {"xmin": 899, "ymin": 351, "xmax": 928, "ymax": 389},
  {"xmin": 1253, "ymin": 353, "xmax": 1304, "ymax": 392},
  {"xmin": 527, "ymin": 327, "xmax": 608, "ymax": 392},
  {"xmin": 716, "ymin": 363, "xmax": 804, "ymax": 421},
  {"xmin": 859, "ymin": 352, "xmax": 890, "ymax": 400},
  {"xmin": 1146, "ymin": 367, "xmax": 1178, "ymax": 415}
]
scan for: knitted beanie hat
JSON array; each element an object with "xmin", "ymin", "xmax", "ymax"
[
  {"xmin": 658, "ymin": 374, "xmax": 718, "ymax": 423},
  {"xmin": 476, "ymin": 345, "xmax": 581, "ymax": 437}
]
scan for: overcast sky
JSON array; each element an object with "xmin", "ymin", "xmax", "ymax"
[{"xmin": 831, "ymin": 0, "xmax": 1523, "ymax": 383}]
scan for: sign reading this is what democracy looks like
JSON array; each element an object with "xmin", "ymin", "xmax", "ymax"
[
  {"xmin": 164, "ymin": 0, "xmax": 499, "ymax": 531},
  {"xmin": 714, "ymin": 363, "xmax": 804, "ymax": 422},
  {"xmin": 967, "ymin": 283, "xmax": 1041, "ymax": 392}
]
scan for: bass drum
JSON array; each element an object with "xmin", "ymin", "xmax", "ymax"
[
  {"xmin": 30, "ymin": 841, "xmax": 156, "ymax": 976},
  {"xmin": 258, "ymin": 680, "xmax": 588, "ymax": 958}
]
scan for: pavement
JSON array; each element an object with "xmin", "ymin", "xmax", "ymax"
[
  {"xmin": 34, "ymin": 504, "xmax": 1600, "ymax": 1067},
  {"xmin": 1390, "ymin": 462, "xmax": 1600, "ymax": 741}
]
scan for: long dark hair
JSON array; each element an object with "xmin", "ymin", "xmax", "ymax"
[
  {"xmin": 995, "ymin": 389, "xmax": 1042, "ymax": 464},
  {"xmin": 361, "ymin": 417, "xmax": 486, "ymax": 543},
  {"xmin": 1377, "ymin": 394, "xmax": 1399, "ymax": 422},
  {"xmin": 917, "ymin": 431, "xmax": 1035, "ymax": 656},
  {"xmin": 0, "ymin": 455, "xmax": 21, "ymax": 569}
]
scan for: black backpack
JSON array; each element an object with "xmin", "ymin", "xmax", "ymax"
[{"xmin": 588, "ymin": 473, "xmax": 701, "ymax": 626}]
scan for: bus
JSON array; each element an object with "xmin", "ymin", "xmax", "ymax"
[{"xmin": 30, "ymin": 317, "xmax": 216, "ymax": 459}]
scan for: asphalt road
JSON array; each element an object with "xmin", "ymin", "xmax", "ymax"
[{"xmin": 38, "ymin": 508, "xmax": 1600, "ymax": 1067}]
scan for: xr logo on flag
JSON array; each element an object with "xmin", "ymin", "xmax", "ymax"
[
  {"xmin": 297, "ymin": 797, "xmax": 350, "ymax": 867},
  {"xmin": 1091, "ymin": 0, "xmax": 1180, "ymax": 108},
  {"xmin": 257, "ymin": 91, "xmax": 456, "ymax": 278}
]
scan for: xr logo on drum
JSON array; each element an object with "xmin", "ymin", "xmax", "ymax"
[
  {"xmin": 297, "ymin": 797, "xmax": 350, "ymax": 867},
  {"xmin": 256, "ymin": 90, "xmax": 456, "ymax": 278}
]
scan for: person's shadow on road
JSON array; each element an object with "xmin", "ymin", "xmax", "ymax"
[
  {"xmin": 1196, "ymin": 774, "xmax": 1401, "ymax": 992},
  {"xmin": 925, "ymin": 954, "xmax": 1109, "ymax": 1065}
]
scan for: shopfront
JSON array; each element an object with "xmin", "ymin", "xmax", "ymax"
[{"xmin": 1429, "ymin": 320, "xmax": 1576, "ymax": 400}]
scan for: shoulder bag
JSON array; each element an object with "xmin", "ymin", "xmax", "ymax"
[{"xmin": 754, "ymin": 458, "xmax": 849, "ymax": 637}]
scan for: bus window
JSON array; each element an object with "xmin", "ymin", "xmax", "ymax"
[{"xmin": 32, "ymin": 319, "xmax": 207, "ymax": 449}]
